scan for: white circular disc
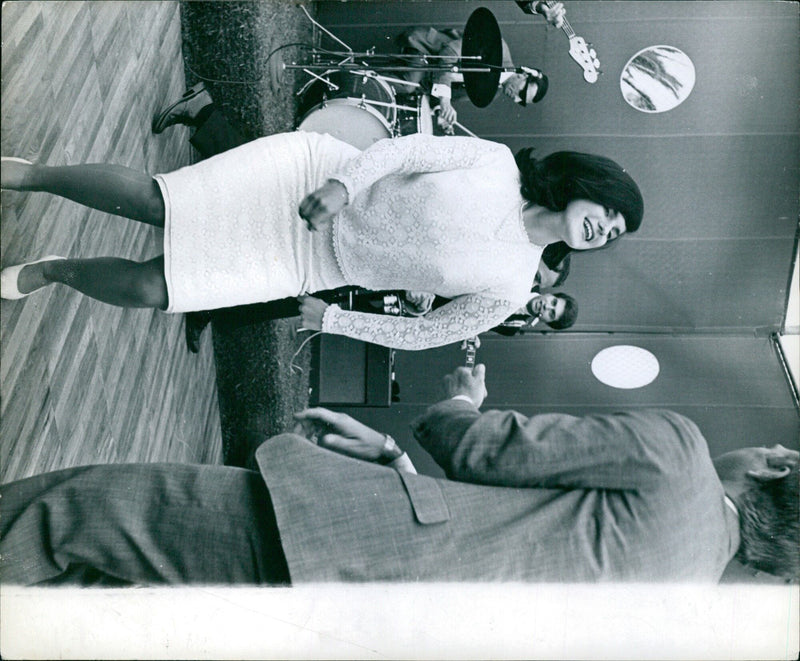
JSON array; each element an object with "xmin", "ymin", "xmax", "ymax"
[{"xmin": 591, "ymin": 345, "xmax": 660, "ymax": 389}]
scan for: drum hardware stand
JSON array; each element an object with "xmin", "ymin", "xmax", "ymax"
[
  {"xmin": 296, "ymin": 5, "xmax": 487, "ymax": 74},
  {"xmin": 300, "ymin": 4, "xmax": 352, "ymax": 61},
  {"xmin": 287, "ymin": 5, "xmax": 498, "ymax": 139},
  {"xmin": 283, "ymin": 60, "xmax": 494, "ymax": 77}
]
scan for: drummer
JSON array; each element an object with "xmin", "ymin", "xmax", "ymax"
[{"xmin": 395, "ymin": 1, "xmax": 565, "ymax": 132}]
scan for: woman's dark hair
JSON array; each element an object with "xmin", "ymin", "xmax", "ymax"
[
  {"xmin": 516, "ymin": 148, "xmax": 644, "ymax": 235},
  {"xmin": 543, "ymin": 293, "xmax": 577, "ymax": 330}
]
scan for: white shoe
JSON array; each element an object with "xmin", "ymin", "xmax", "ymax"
[
  {"xmin": 1, "ymin": 157, "xmax": 33, "ymax": 191},
  {"xmin": 1, "ymin": 256, "xmax": 65, "ymax": 300}
]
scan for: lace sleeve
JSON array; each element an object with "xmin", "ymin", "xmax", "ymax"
[
  {"xmin": 332, "ymin": 134, "xmax": 510, "ymax": 202},
  {"xmin": 322, "ymin": 294, "xmax": 517, "ymax": 350}
]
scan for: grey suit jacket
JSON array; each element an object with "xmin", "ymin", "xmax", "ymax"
[{"xmin": 256, "ymin": 402, "xmax": 739, "ymax": 582}]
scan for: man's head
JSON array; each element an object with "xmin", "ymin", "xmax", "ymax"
[
  {"xmin": 524, "ymin": 292, "xmax": 577, "ymax": 329},
  {"xmin": 502, "ymin": 69, "xmax": 549, "ymax": 106},
  {"xmin": 714, "ymin": 444, "xmax": 800, "ymax": 579},
  {"xmin": 534, "ymin": 253, "xmax": 571, "ymax": 290}
]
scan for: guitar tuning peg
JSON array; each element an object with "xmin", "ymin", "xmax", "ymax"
[{"xmin": 589, "ymin": 48, "xmax": 597, "ymax": 58}]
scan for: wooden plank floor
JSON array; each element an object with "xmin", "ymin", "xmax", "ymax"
[{"xmin": 1, "ymin": 1, "xmax": 222, "ymax": 484}]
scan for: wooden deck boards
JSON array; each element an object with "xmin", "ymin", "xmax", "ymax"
[{"xmin": 1, "ymin": 1, "xmax": 222, "ymax": 484}]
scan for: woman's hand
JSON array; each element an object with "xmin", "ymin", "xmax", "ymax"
[
  {"xmin": 298, "ymin": 295, "xmax": 329, "ymax": 330},
  {"xmin": 299, "ymin": 180, "xmax": 348, "ymax": 231}
]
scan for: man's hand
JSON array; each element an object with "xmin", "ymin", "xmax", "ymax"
[
  {"xmin": 444, "ymin": 363, "xmax": 488, "ymax": 408},
  {"xmin": 538, "ymin": 1, "xmax": 565, "ymax": 28},
  {"xmin": 436, "ymin": 99, "xmax": 457, "ymax": 133},
  {"xmin": 294, "ymin": 408, "xmax": 399, "ymax": 463},
  {"xmin": 298, "ymin": 295, "xmax": 329, "ymax": 330},
  {"xmin": 299, "ymin": 179, "xmax": 348, "ymax": 231}
]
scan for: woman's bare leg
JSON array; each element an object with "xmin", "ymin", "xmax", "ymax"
[
  {"xmin": 1, "ymin": 161, "xmax": 165, "ymax": 227},
  {"xmin": 17, "ymin": 256, "xmax": 169, "ymax": 309}
]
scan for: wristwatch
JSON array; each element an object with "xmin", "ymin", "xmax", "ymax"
[{"xmin": 377, "ymin": 434, "xmax": 404, "ymax": 465}]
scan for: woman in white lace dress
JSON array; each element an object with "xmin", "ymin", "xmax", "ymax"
[{"xmin": 1, "ymin": 133, "xmax": 642, "ymax": 350}]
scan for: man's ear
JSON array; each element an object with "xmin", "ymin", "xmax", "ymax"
[{"xmin": 747, "ymin": 465, "xmax": 791, "ymax": 481}]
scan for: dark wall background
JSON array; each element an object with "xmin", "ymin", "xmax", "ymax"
[
  {"xmin": 314, "ymin": 1, "xmax": 799, "ymax": 480},
  {"xmin": 368, "ymin": 334, "xmax": 798, "ymax": 478}
]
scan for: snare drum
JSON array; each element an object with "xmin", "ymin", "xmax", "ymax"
[
  {"xmin": 298, "ymin": 100, "xmax": 392, "ymax": 149},
  {"xmin": 395, "ymin": 94, "xmax": 434, "ymax": 136},
  {"xmin": 298, "ymin": 70, "xmax": 396, "ymax": 126}
]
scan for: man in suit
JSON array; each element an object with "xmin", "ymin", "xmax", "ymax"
[{"xmin": 1, "ymin": 364, "xmax": 797, "ymax": 585}]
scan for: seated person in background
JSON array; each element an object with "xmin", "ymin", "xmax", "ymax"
[
  {"xmin": 153, "ymin": 3, "xmax": 565, "ymax": 143},
  {"xmin": 423, "ymin": 290, "xmax": 577, "ymax": 336},
  {"xmin": 395, "ymin": 1, "xmax": 565, "ymax": 131},
  {"xmin": 491, "ymin": 291, "xmax": 577, "ymax": 335},
  {"xmin": 2, "ymin": 363, "xmax": 797, "ymax": 585}
]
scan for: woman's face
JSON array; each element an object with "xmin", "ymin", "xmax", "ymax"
[{"xmin": 562, "ymin": 200, "xmax": 626, "ymax": 250}]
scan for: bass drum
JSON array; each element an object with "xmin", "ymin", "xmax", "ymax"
[
  {"xmin": 297, "ymin": 70, "xmax": 396, "ymax": 127},
  {"xmin": 297, "ymin": 99, "xmax": 392, "ymax": 150}
]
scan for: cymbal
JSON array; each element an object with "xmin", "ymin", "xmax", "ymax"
[{"xmin": 462, "ymin": 7, "xmax": 502, "ymax": 107}]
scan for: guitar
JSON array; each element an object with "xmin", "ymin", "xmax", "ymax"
[
  {"xmin": 517, "ymin": 1, "xmax": 600, "ymax": 84},
  {"xmin": 462, "ymin": 336, "xmax": 479, "ymax": 368},
  {"xmin": 545, "ymin": 0, "xmax": 600, "ymax": 83}
]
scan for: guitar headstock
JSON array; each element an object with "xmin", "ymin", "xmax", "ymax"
[{"xmin": 568, "ymin": 35, "xmax": 600, "ymax": 84}]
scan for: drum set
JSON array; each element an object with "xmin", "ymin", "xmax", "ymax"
[
  {"xmin": 293, "ymin": 68, "xmax": 436, "ymax": 149},
  {"xmin": 272, "ymin": 6, "xmax": 512, "ymax": 150}
]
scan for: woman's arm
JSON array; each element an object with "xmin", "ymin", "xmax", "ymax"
[
  {"xmin": 322, "ymin": 293, "xmax": 517, "ymax": 351},
  {"xmin": 300, "ymin": 134, "xmax": 512, "ymax": 230}
]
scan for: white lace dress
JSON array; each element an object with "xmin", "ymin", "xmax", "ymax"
[
  {"xmin": 155, "ymin": 131, "xmax": 543, "ymax": 350},
  {"xmin": 155, "ymin": 131, "xmax": 357, "ymax": 313}
]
